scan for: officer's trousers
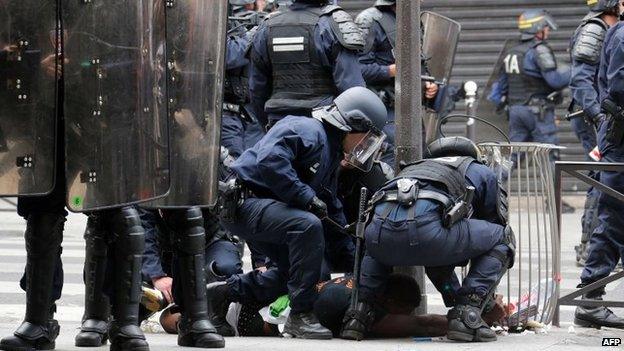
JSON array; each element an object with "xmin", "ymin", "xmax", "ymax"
[
  {"xmin": 223, "ymin": 198, "xmax": 325, "ymax": 313},
  {"xmin": 359, "ymin": 209, "xmax": 509, "ymax": 302},
  {"xmin": 509, "ymin": 105, "xmax": 558, "ymax": 145}
]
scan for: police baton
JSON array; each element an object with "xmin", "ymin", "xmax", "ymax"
[{"xmin": 350, "ymin": 187, "xmax": 369, "ymax": 310}]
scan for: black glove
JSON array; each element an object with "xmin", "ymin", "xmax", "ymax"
[{"xmin": 308, "ymin": 196, "xmax": 328, "ymax": 220}]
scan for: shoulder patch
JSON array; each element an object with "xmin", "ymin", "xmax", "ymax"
[
  {"xmin": 323, "ymin": 6, "xmax": 365, "ymax": 51},
  {"xmin": 572, "ymin": 20, "xmax": 607, "ymax": 65},
  {"xmin": 534, "ymin": 42, "xmax": 557, "ymax": 72}
]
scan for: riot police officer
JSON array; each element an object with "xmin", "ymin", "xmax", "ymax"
[
  {"xmin": 355, "ymin": 0, "xmax": 442, "ymax": 163},
  {"xmin": 249, "ymin": 0, "xmax": 366, "ymax": 129},
  {"xmin": 341, "ymin": 137, "xmax": 515, "ymax": 343},
  {"xmin": 209, "ymin": 87, "xmax": 387, "ymax": 339},
  {"xmin": 573, "ymin": 10, "xmax": 624, "ymax": 329},
  {"xmin": 488, "ymin": 10, "xmax": 570, "ymax": 147},
  {"xmin": 569, "ymin": 0, "xmax": 621, "ymax": 265}
]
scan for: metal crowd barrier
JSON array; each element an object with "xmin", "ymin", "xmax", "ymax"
[
  {"xmin": 553, "ymin": 161, "xmax": 624, "ymax": 327},
  {"xmin": 479, "ymin": 143, "xmax": 562, "ymax": 328}
]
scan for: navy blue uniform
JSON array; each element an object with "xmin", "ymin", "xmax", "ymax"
[
  {"xmin": 359, "ymin": 162, "xmax": 510, "ymax": 304},
  {"xmin": 249, "ymin": 3, "xmax": 365, "ymax": 127},
  {"xmin": 489, "ymin": 39, "xmax": 570, "ymax": 146},
  {"xmin": 581, "ymin": 22, "xmax": 624, "ymax": 285},
  {"xmin": 222, "ymin": 116, "xmax": 348, "ymax": 313}
]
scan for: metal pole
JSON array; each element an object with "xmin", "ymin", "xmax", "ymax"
[
  {"xmin": 464, "ymin": 81, "xmax": 478, "ymax": 141},
  {"xmin": 395, "ymin": 0, "xmax": 426, "ymax": 314}
]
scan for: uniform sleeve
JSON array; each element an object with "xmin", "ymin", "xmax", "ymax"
[
  {"xmin": 249, "ymin": 24, "xmax": 272, "ymax": 127},
  {"xmin": 467, "ymin": 164, "xmax": 502, "ymax": 224},
  {"xmin": 358, "ymin": 24, "xmax": 392, "ymax": 84},
  {"xmin": 318, "ymin": 17, "xmax": 366, "ymax": 92},
  {"xmin": 139, "ymin": 209, "xmax": 167, "ymax": 281},
  {"xmin": 225, "ymin": 35, "xmax": 250, "ymax": 71},
  {"xmin": 487, "ymin": 71, "xmax": 508, "ymax": 106},
  {"xmin": 254, "ymin": 129, "xmax": 321, "ymax": 209},
  {"xmin": 570, "ymin": 59, "xmax": 602, "ymax": 118},
  {"xmin": 542, "ymin": 66, "xmax": 571, "ymax": 91},
  {"xmin": 604, "ymin": 29, "xmax": 624, "ymax": 106}
]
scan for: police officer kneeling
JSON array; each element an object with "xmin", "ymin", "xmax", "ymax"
[
  {"xmin": 217, "ymin": 87, "xmax": 387, "ymax": 339},
  {"xmin": 341, "ymin": 137, "xmax": 515, "ymax": 342}
]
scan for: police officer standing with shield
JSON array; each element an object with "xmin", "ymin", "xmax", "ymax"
[
  {"xmin": 488, "ymin": 10, "xmax": 570, "ymax": 149},
  {"xmin": 248, "ymin": 0, "xmax": 366, "ymax": 129},
  {"xmin": 208, "ymin": 87, "xmax": 387, "ymax": 339},
  {"xmin": 341, "ymin": 137, "xmax": 515, "ymax": 343},
  {"xmin": 569, "ymin": 0, "xmax": 622, "ymax": 265},
  {"xmin": 573, "ymin": 4, "xmax": 624, "ymax": 329}
]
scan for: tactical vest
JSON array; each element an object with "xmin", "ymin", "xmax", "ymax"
[
  {"xmin": 265, "ymin": 8, "xmax": 336, "ymax": 115},
  {"xmin": 505, "ymin": 40, "xmax": 552, "ymax": 105},
  {"xmin": 376, "ymin": 9, "xmax": 397, "ymax": 50},
  {"xmin": 395, "ymin": 156, "xmax": 474, "ymax": 200},
  {"xmin": 224, "ymin": 67, "xmax": 249, "ymax": 106}
]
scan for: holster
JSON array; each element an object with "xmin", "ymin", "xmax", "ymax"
[
  {"xmin": 216, "ymin": 179, "xmax": 248, "ymax": 222},
  {"xmin": 602, "ymin": 98, "xmax": 624, "ymax": 146}
]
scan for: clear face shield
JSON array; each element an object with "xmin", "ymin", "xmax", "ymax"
[{"xmin": 344, "ymin": 130, "xmax": 387, "ymax": 172}]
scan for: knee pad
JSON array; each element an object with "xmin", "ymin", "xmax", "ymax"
[
  {"xmin": 112, "ymin": 207, "xmax": 145, "ymax": 256},
  {"xmin": 25, "ymin": 213, "xmax": 65, "ymax": 256},
  {"xmin": 165, "ymin": 207, "xmax": 206, "ymax": 256}
]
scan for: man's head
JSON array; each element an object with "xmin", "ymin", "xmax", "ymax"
[
  {"xmin": 377, "ymin": 274, "xmax": 422, "ymax": 315},
  {"xmin": 312, "ymin": 87, "xmax": 387, "ymax": 171},
  {"xmin": 585, "ymin": 0, "xmax": 623, "ymax": 23},
  {"xmin": 518, "ymin": 9, "xmax": 558, "ymax": 41}
]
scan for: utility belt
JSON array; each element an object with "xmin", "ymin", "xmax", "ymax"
[
  {"xmin": 601, "ymin": 98, "xmax": 624, "ymax": 146},
  {"xmin": 217, "ymin": 178, "xmax": 255, "ymax": 223},
  {"xmin": 223, "ymin": 102, "xmax": 252, "ymax": 123},
  {"xmin": 526, "ymin": 92, "xmax": 561, "ymax": 121},
  {"xmin": 369, "ymin": 179, "xmax": 475, "ymax": 228}
]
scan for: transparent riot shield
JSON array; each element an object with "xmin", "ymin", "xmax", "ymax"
[
  {"xmin": 421, "ymin": 11, "xmax": 460, "ymax": 86},
  {"xmin": 63, "ymin": 0, "xmax": 169, "ymax": 212},
  {"xmin": 148, "ymin": 0, "xmax": 228, "ymax": 208},
  {"xmin": 475, "ymin": 39, "xmax": 515, "ymax": 143},
  {"xmin": 421, "ymin": 11, "xmax": 460, "ymax": 142},
  {"xmin": 0, "ymin": 0, "xmax": 59, "ymax": 196}
]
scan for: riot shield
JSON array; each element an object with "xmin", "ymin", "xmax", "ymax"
[
  {"xmin": 63, "ymin": 0, "xmax": 169, "ymax": 212},
  {"xmin": 148, "ymin": 0, "xmax": 228, "ymax": 208},
  {"xmin": 475, "ymin": 39, "xmax": 515, "ymax": 143},
  {"xmin": 421, "ymin": 11, "xmax": 460, "ymax": 86},
  {"xmin": 0, "ymin": 0, "xmax": 59, "ymax": 196}
]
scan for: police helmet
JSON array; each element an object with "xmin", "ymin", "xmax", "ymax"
[
  {"xmin": 425, "ymin": 136, "xmax": 482, "ymax": 160},
  {"xmin": 518, "ymin": 9, "xmax": 558, "ymax": 40},
  {"xmin": 312, "ymin": 87, "xmax": 387, "ymax": 133},
  {"xmin": 375, "ymin": 0, "xmax": 396, "ymax": 6},
  {"xmin": 585, "ymin": 0, "xmax": 621, "ymax": 20}
]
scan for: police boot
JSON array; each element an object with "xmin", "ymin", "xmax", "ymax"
[
  {"xmin": 76, "ymin": 225, "xmax": 110, "ymax": 347},
  {"xmin": 0, "ymin": 214, "xmax": 65, "ymax": 351},
  {"xmin": 106, "ymin": 208, "xmax": 150, "ymax": 351},
  {"xmin": 574, "ymin": 286, "xmax": 624, "ymax": 329},
  {"xmin": 205, "ymin": 282, "xmax": 235, "ymax": 337},
  {"xmin": 447, "ymin": 295, "xmax": 497, "ymax": 342},
  {"xmin": 165, "ymin": 208, "xmax": 225, "ymax": 349},
  {"xmin": 340, "ymin": 302, "xmax": 376, "ymax": 341},
  {"xmin": 283, "ymin": 312, "xmax": 332, "ymax": 340}
]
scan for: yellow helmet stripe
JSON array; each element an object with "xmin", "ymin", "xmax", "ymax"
[
  {"xmin": 587, "ymin": 0, "xmax": 598, "ymax": 5},
  {"xmin": 519, "ymin": 15, "xmax": 545, "ymax": 29}
]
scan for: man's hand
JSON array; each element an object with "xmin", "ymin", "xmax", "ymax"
[
  {"xmin": 152, "ymin": 276, "xmax": 174, "ymax": 304},
  {"xmin": 308, "ymin": 196, "xmax": 328, "ymax": 220},
  {"xmin": 388, "ymin": 64, "xmax": 397, "ymax": 78},
  {"xmin": 425, "ymin": 82, "xmax": 438, "ymax": 100}
]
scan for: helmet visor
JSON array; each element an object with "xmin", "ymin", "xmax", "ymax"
[
  {"xmin": 344, "ymin": 131, "xmax": 386, "ymax": 172},
  {"xmin": 544, "ymin": 14, "xmax": 558, "ymax": 31}
]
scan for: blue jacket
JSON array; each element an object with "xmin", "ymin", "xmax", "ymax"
[
  {"xmin": 226, "ymin": 35, "xmax": 250, "ymax": 71},
  {"xmin": 249, "ymin": 3, "xmax": 365, "ymax": 126},
  {"xmin": 232, "ymin": 116, "xmax": 346, "ymax": 224},
  {"xmin": 598, "ymin": 22, "xmax": 624, "ymax": 107},
  {"xmin": 488, "ymin": 39, "xmax": 571, "ymax": 106},
  {"xmin": 570, "ymin": 30, "xmax": 602, "ymax": 119}
]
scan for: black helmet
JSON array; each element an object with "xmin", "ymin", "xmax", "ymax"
[
  {"xmin": 425, "ymin": 136, "xmax": 482, "ymax": 160},
  {"xmin": 518, "ymin": 9, "xmax": 558, "ymax": 40},
  {"xmin": 312, "ymin": 87, "xmax": 387, "ymax": 134},
  {"xmin": 585, "ymin": 0, "xmax": 621, "ymax": 20}
]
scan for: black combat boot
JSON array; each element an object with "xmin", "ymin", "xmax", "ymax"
[
  {"xmin": 205, "ymin": 282, "xmax": 235, "ymax": 337},
  {"xmin": 340, "ymin": 301, "xmax": 376, "ymax": 341},
  {"xmin": 164, "ymin": 208, "xmax": 225, "ymax": 348},
  {"xmin": 0, "ymin": 214, "xmax": 65, "ymax": 351},
  {"xmin": 574, "ymin": 285, "xmax": 624, "ymax": 329},
  {"xmin": 105, "ymin": 208, "xmax": 150, "ymax": 351},
  {"xmin": 447, "ymin": 295, "xmax": 497, "ymax": 342},
  {"xmin": 75, "ymin": 225, "xmax": 110, "ymax": 347},
  {"xmin": 283, "ymin": 311, "xmax": 332, "ymax": 340}
]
